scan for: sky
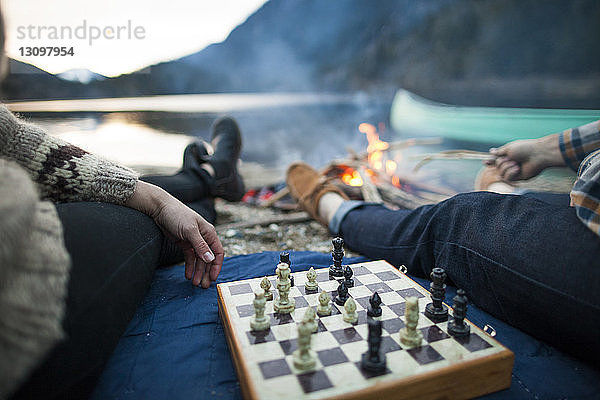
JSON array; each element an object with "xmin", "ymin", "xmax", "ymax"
[{"xmin": 0, "ymin": 0, "xmax": 268, "ymax": 77}]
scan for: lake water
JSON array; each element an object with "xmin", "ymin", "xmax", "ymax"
[{"xmin": 7, "ymin": 93, "xmax": 571, "ymax": 192}]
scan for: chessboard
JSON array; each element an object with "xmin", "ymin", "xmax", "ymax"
[{"xmin": 217, "ymin": 260, "xmax": 514, "ymax": 400}]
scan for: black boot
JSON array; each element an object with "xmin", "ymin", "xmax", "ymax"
[
  {"xmin": 182, "ymin": 140, "xmax": 209, "ymax": 170},
  {"xmin": 208, "ymin": 117, "xmax": 245, "ymax": 201},
  {"xmin": 185, "ymin": 117, "xmax": 245, "ymax": 202}
]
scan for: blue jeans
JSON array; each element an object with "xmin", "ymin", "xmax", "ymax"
[{"xmin": 331, "ymin": 191, "xmax": 600, "ymax": 363}]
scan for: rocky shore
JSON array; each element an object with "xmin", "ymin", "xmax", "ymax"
[{"xmin": 215, "ymin": 201, "xmax": 361, "ymax": 258}]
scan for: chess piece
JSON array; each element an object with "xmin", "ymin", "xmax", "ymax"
[
  {"xmin": 280, "ymin": 251, "xmax": 290, "ymax": 265},
  {"xmin": 399, "ymin": 297, "xmax": 423, "ymax": 347},
  {"xmin": 275, "ymin": 262, "xmax": 285, "ymax": 282},
  {"xmin": 317, "ymin": 290, "xmax": 332, "ymax": 316},
  {"xmin": 302, "ymin": 307, "xmax": 318, "ymax": 333},
  {"xmin": 293, "ymin": 321, "xmax": 317, "ymax": 371},
  {"xmin": 367, "ymin": 292, "xmax": 382, "ymax": 318},
  {"xmin": 250, "ymin": 290, "xmax": 270, "ymax": 331},
  {"xmin": 425, "ymin": 267, "xmax": 449, "ymax": 322},
  {"xmin": 260, "ymin": 276, "xmax": 273, "ymax": 301},
  {"xmin": 361, "ymin": 317, "xmax": 386, "ymax": 372},
  {"xmin": 335, "ymin": 280, "xmax": 350, "ymax": 306},
  {"xmin": 274, "ymin": 262, "xmax": 295, "ymax": 314},
  {"xmin": 329, "ymin": 237, "xmax": 345, "ymax": 277},
  {"xmin": 305, "ymin": 267, "xmax": 318, "ymax": 291},
  {"xmin": 448, "ymin": 289, "xmax": 470, "ymax": 337},
  {"xmin": 343, "ymin": 297, "xmax": 358, "ymax": 323},
  {"xmin": 280, "ymin": 251, "xmax": 294, "ymax": 287},
  {"xmin": 343, "ymin": 265, "xmax": 354, "ymax": 288}
]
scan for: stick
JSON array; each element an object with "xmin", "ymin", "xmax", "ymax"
[
  {"xmin": 357, "ymin": 166, "xmax": 383, "ymax": 203},
  {"xmin": 410, "ymin": 150, "xmax": 493, "ymax": 172},
  {"xmin": 353, "ymin": 138, "xmax": 443, "ymax": 160},
  {"xmin": 261, "ymin": 187, "xmax": 290, "ymax": 208},
  {"xmin": 216, "ymin": 212, "xmax": 311, "ymax": 231}
]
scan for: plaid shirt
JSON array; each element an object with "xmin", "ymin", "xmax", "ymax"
[{"xmin": 559, "ymin": 120, "xmax": 600, "ymax": 236}]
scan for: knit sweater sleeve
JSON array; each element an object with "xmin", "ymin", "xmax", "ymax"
[{"xmin": 0, "ymin": 105, "xmax": 138, "ymax": 204}]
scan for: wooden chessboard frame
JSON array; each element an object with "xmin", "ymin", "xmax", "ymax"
[{"xmin": 217, "ymin": 260, "xmax": 514, "ymax": 400}]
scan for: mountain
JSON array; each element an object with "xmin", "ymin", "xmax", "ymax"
[
  {"xmin": 0, "ymin": 59, "xmax": 109, "ymax": 100},
  {"xmin": 58, "ymin": 69, "xmax": 106, "ymax": 84},
  {"xmin": 2, "ymin": 0, "xmax": 599, "ymax": 107}
]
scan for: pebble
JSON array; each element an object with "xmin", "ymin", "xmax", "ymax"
[{"xmin": 225, "ymin": 229, "xmax": 239, "ymax": 238}]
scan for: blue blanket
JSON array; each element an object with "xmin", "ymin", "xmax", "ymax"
[{"xmin": 93, "ymin": 252, "xmax": 600, "ymax": 400}]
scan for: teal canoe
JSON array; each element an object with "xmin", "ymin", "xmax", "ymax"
[{"xmin": 390, "ymin": 89, "xmax": 600, "ymax": 144}]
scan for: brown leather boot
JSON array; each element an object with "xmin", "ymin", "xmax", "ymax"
[{"xmin": 286, "ymin": 162, "xmax": 348, "ymax": 227}]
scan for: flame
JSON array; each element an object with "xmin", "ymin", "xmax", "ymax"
[
  {"xmin": 341, "ymin": 168, "xmax": 363, "ymax": 186},
  {"xmin": 343, "ymin": 122, "xmax": 405, "ymax": 193},
  {"xmin": 385, "ymin": 160, "xmax": 397, "ymax": 176},
  {"xmin": 359, "ymin": 123, "xmax": 389, "ymax": 155},
  {"xmin": 359, "ymin": 122, "xmax": 390, "ymax": 173}
]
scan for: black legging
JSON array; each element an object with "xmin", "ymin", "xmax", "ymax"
[{"xmin": 11, "ymin": 168, "xmax": 215, "ymax": 400}]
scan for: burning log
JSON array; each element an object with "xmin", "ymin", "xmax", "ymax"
[{"xmin": 356, "ymin": 167, "xmax": 383, "ymax": 203}]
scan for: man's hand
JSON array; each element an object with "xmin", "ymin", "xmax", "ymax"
[
  {"xmin": 486, "ymin": 133, "xmax": 565, "ymax": 181},
  {"xmin": 126, "ymin": 181, "xmax": 224, "ymax": 288}
]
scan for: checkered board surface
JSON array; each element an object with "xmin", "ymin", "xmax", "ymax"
[{"xmin": 217, "ymin": 260, "xmax": 513, "ymax": 400}]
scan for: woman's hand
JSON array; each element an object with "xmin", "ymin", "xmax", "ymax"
[
  {"xmin": 486, "ymin": 133, "xmax": 565, "ymax": 181},
  {"xmin": 126, "ymin": 181, "xmax": 224, "ymax": 288}
]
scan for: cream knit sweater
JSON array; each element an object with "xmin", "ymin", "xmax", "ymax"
[{"xmin": 0, "ymin": 105, "xmax": 138, "ymax": 398}]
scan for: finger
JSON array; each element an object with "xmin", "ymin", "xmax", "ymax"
[
  {"xmin": 210, "ymin": 251, "xmax": 225, "ymax": 282},
  {"xmin": 193, "ymin": 258, "xmax": 206, "ymax": 287},
  {"xmin": 183, "ymin": 246, "xmax": 195, "ymax": 280},
  {"xmin": 201, "ymin": 262, "xmax": 212, "ymax": 288},
  {"xmin": 493, "ymin": 145, "xmax": 508, "ymax": 156},
  {"xmin": 184, "ymin": 225, "xmax": 215, "ymax": 264},
  {"xmin": 197, "ymin": 221, "xmax": 225, "ymax": 282},
  {"xmin": 494, "ymin": 156, "xmax": 509, "ymax": 169},
  {"xmin": 505, "ymin": 165, "xmax": 521, "ymax": 181},
  {"xmin": 499, "ymin": 160, "xmax": 518, "ymax": 179}
]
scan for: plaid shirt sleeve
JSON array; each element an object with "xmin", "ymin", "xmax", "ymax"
[
  {"xmin": 570, "ymin": 149, "xmax": 600, "ymax": 236},
  {"xmin": 559, "ymin": 120, "xmax": 600, "ymax": 236},
  {"xmin": 558, "ymin": 120, "xmax": 600, "ymax": 171}
]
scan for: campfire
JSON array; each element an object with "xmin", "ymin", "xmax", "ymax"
[
  {"xmin": 322, "ymin": 123, "xmax": 454, "ymax": 210},
  {"xmin": 230, "ymin": 123, "xmax": 494, "ymax": 232},
  {"xmin": 250, "ymin": 122, "xmax": 469, "ymax": 217}
]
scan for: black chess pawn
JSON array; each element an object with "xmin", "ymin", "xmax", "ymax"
[
  {"xmin": 335, "ymin": 280, "xmax": 350, "ymax": 306},
  {"xmin": 329, "ymin": 237, "xmax": 345, "ymax": 277},
  {"xmin": 425, "ymin": 267, "xmax": 449, "ymax": 323},
  {"xmin": 448, "ymin": 289, "xmax": 470, "ymax": 337},
  {"xmin": 343, "ymin": 265, "xmax": 354, "ymax": 287},
  {"xmin": 280, "ymin": 252, "xmax": 294, "ymax": 286},
  {"xmin": 361, "ymin": 317, "xmax": 386, "ymax": 372},
  {"xmin": 367, "ymin": 292, "xmax": 382, "ymax": 318}
]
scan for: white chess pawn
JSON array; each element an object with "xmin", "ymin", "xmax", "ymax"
[
  {"xmin": 274, "ymin": 262, "xmax": 295, "ymax": 314},
  {"xmin": 305, "ymin": 267, "xmax": 318, "ymax": 291},
  {"xmin": 343, "ymin": 297, "xmax": 358, "ymax": 323},
  {"xmin": 302, "ymin": 307, "xmax": 318, "ymax": 333},
  {"xmin": 399, "ymin": 297, "xmax": 423, "ymax": 347},
  {"xmin": 317, "ymin": 290, "xmax": 332, "ymax": 316},
  {"xmin": 275, "ymin": 262, "xmax": 286, "ymax": 284},
  {"xmin": 293, "ymin": 321, "xmax": 316, "ymax": 371},
  {"xmin": 260, "ymin": 276, "xmax": 273, "ymax": 301},
  {"xmin": 250, "ymin": 290, "xmax": 270, "ymax": 331}
]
